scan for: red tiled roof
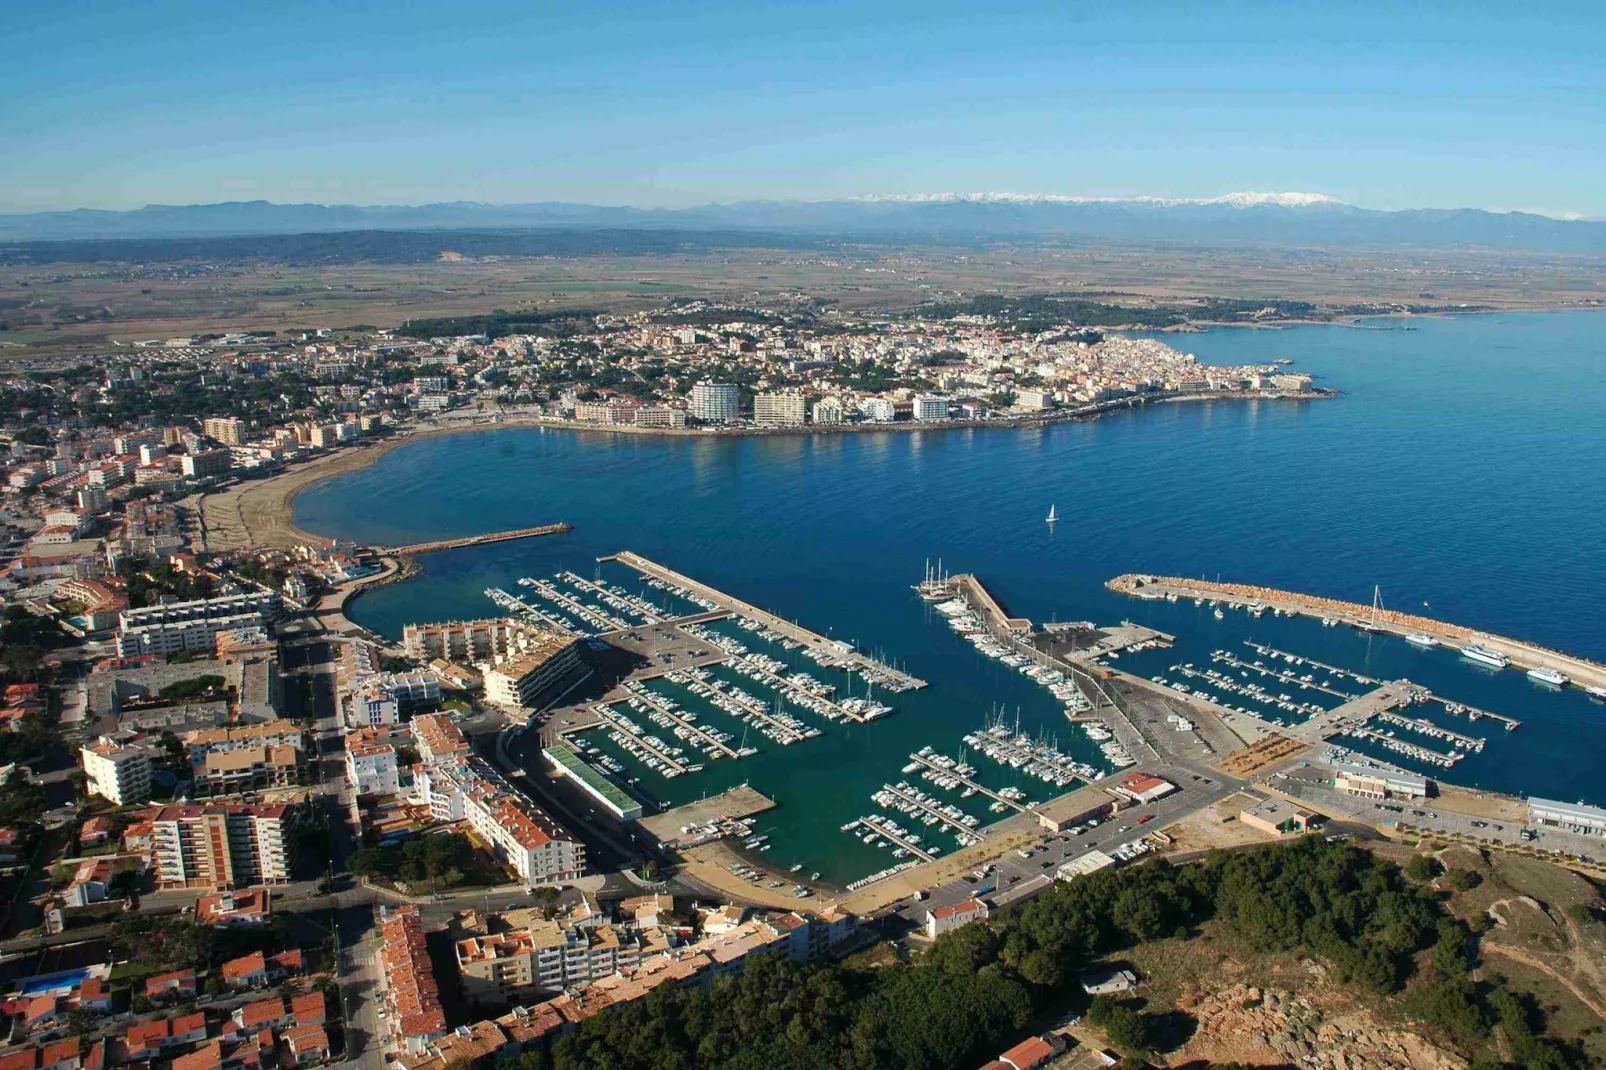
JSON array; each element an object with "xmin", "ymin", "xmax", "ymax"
[
  {"xmin": 0, "ymin": 1050, "xmax": 34, "ymax": 1070},
  {"xmin": 381, "ymin": 907, "xmax": 445, "ymax": 1041},
  {"xmin": 171, "ymin": 1040, "xmax": 222, "ymax": 1070},
  {"xmin": 222, "ymin": 951, "xmax": 267, "ymax": 981},
  {"xmin": 290, "ymin": 992, "xmax": 325, "ymax": 1024},
  {"xmin": 38, "ymin": 1039, "xmax": 80, "ymax": 1068},
  {"xmin": 930, "ymin": 898, "xmax": 985, "ymax": 921},
  {"xmin": 144, "ymin": 968, "xmax": 196, "ymax": 995},
  {"xmin": 1000, "ymin": 1036, "xmax": 1059, "ymax": 1070},
  {"xmin": 235, "ymin": 998, "xmax": 286, "ymax": 1029}
]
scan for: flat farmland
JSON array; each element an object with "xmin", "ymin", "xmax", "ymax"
[{"xmin": 3, "ymin": 238, "xmax": 1603, "ymax": 358}]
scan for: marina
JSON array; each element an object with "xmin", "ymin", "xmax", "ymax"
[
  {"xmin": 588, "ymin": 702, "xmax": 696, "ymax": 777},
  {"xmin": 615, "ymin": 679, "xmax": 745, "ymax": 759},
  {"xmin": 906, "ymin": 749, "xmax": 1035, "ymax": 815},
  {"xmin": 845, "ymin": 814, "xmax": 940, "ymax": 864},
  {"xmin": 1373, "ymin": 710, "xmax": 1486, "ymax": 753},
  {"xmin": 606, "ymin": 550, "xmax": 928, "ymax": 691},
  {"xmin": 485, "ymin": 585, "xmax": 586, "ymax": 636},
  {"xmin": 1110, "ymin": 573, "xmax": 1606, "ymax": 692},
  {"xmin": 873, "ymin": 780, "xmax": 983, "ymax": 847}
]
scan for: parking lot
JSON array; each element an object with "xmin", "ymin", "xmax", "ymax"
[{"xmin": 890, "ymin": 767, "xmax": 1233, "ymax": 932}]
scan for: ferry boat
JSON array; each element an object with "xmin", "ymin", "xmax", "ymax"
[
  {"xmin": 1526, "ymin": 666, "xmax": 1568, "ymax": 688},
  {"xmin": 1461, "ymin": 645, "xmax": 1509, "ymax": 670},
  {"xmin": 1405, "ymin": 633, "xmax": 1439, "ymax": 647}
]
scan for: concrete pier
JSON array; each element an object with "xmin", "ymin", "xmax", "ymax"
[
  {"xmin": 1110, "ymin": 573, "xmax": 1606, "ymax": 691},
  {"xmin": 387, "ymin": 521, "xmax": 571, "ymax": 555},
  {"xmin": 605, "ymin": 550, "xmax": 928, "ymax": 690}
]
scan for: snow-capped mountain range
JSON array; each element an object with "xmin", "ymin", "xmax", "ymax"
[{"xmin": 1, "ymin": 193, "xmax": 1600, "ymax": 251}]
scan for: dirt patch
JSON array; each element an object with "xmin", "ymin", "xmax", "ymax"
[
  {"xmin": 1430, "ymin": 784, "xmax": 1528, "ymax": 823},
  {"xmin": 1217, "ymin": 734, "xmax": 1308, "ymax": 778},
  {"xmin": 1159, "ymin": 793, "xmax": 1273, "ymax": 853}
]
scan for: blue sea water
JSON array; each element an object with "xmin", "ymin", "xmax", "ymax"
[{"xmin": 295, "ymin": 311, "xmax": 1606, "ymax": 880}]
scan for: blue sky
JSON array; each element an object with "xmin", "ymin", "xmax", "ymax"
[{"xmin": 4, "ymin": 0, "xmax": 1604, "ymax": 216}]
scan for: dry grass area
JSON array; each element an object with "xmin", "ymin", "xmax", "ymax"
[
  {"xmin": 1217, "ymin": 734, "xmax": 1308, "ymax": 778},
  {"xmin": 6, "ymin": 240, "xmax": 1606, "ymax": 358},
  {"xmin": 1420, "ymin": 844, "xmax": 1606, "ymax": 1065}
]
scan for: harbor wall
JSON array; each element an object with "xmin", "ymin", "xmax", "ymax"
[{"xmin": 1108, "ymin": 574, "xmax": 1606, "ymax": 690}]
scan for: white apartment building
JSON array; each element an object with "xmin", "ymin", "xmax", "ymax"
[
  {"xmin": 753, "ymin": 391, "xmax": 806, "ymax": 427},
  {"xmin": 912, "ymin": 394, "xmax": 951, "ymax": 421},
  {"xmin": 811, "ymin": 397, "xmax": 845, "ymax": 425},
  {"xmin": 346, "ymin": 735, "xmax": 400, "ymax": 796},
  {"xmin": 81, "ymin": 735, "xmax": 157, "ymax": 804},
  {"xmin": 690, "ymin": 381, "xmax": 741, "ymax": 424},
  {"xmin": 1015, "ymin": 387, "xmax": 1053, "ymax": 410},
  {"xmin": 115, "ymin": 611, "xmax": 266, "ymax": 657},
  {"xmin": 412, "ymin": 757, "xmax": 585, "ymax": 884},
  {"xmin": 859, "ymin": 397, "xmax": 896, "ymax": 422},
  {"xmin": 482, "ymin": 634, "xmax": 584, "ymax": 711}
]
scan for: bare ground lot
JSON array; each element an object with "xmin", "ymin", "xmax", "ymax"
[{"xmin": 4, "ymin": 240, "xmax": 1605, "ymax": 358}]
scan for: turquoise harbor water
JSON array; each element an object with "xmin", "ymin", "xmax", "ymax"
[{"xmin": 296, "ymin": 311, "xmax": 1606, "ymax": 883}]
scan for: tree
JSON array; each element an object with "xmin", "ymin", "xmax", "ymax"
[
  {"xmin": 1445, "ymin": 868, "xmax": 1482, "ymax": 892},
  {"xmin": 1407, "ymin": 855, "xmax": 1441, "ymax": 881}
]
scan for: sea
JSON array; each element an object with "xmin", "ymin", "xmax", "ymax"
[{"xmin": 294, "ymin": 311, "xmax": 1606, "ymax": 883}]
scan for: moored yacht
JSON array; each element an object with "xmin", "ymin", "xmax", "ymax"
[
  {"xmin": 1405, "ymin": 633, "xmax": 1439, "ymax": 648},
  {"xmin": 1461, "ymin": 644, "xmax": 1509, "ymax": 669},
  {"xmin": 1526, "ymin": 666, "xmax": 1568, "ymax": 687}
]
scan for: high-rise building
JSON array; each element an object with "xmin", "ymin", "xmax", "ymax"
[
  {"xmin": 753, "ymin": 391, "xmax": 807, "ymax": 427},
  {"xmin": 690, "ymin": 381, "xmax": 741, "ymax": 424},
  {"xmin": 912, "ymin": 394, "xmax": 951, "ymax": 421},
  {"xmin": 81, "ymin": 735, "xmax": 157, "ymax": 804},
  {"xmin": 204, "ymin": 417, "xmax": 247, "ymax": 446},
  {"xmin": 150, "ymin": 802, "xmax": 297, "ymax": 889},
  {"xmin": 811, "ymin": 397, "xmax": 845, "ymax": 425}
]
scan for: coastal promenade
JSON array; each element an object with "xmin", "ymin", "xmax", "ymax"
[{"xmin": 1109, "ymin": 573, "xmax": 1606, "ymax": 691}]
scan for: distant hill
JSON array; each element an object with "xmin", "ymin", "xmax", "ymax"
[{"xmin": 2, "ymin": 194, "xmax": 1604, "ymax": 253}]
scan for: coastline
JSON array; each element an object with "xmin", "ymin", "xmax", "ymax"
[{"xmin": 199, "ymin": 388, "xmax": 1330, "ymax": 551}]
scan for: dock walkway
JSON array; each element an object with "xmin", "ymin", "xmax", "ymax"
[
  {"xmin": 605, "ymin": 550, "xmax": 927, "ymax": 690},
  {"xmin": 907, "ymin": 752, "xmax": 1032, "ymax": 815},
  {"xmin": 614, "ymin": 686, "xmax": 742, "ymax": 759}
]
